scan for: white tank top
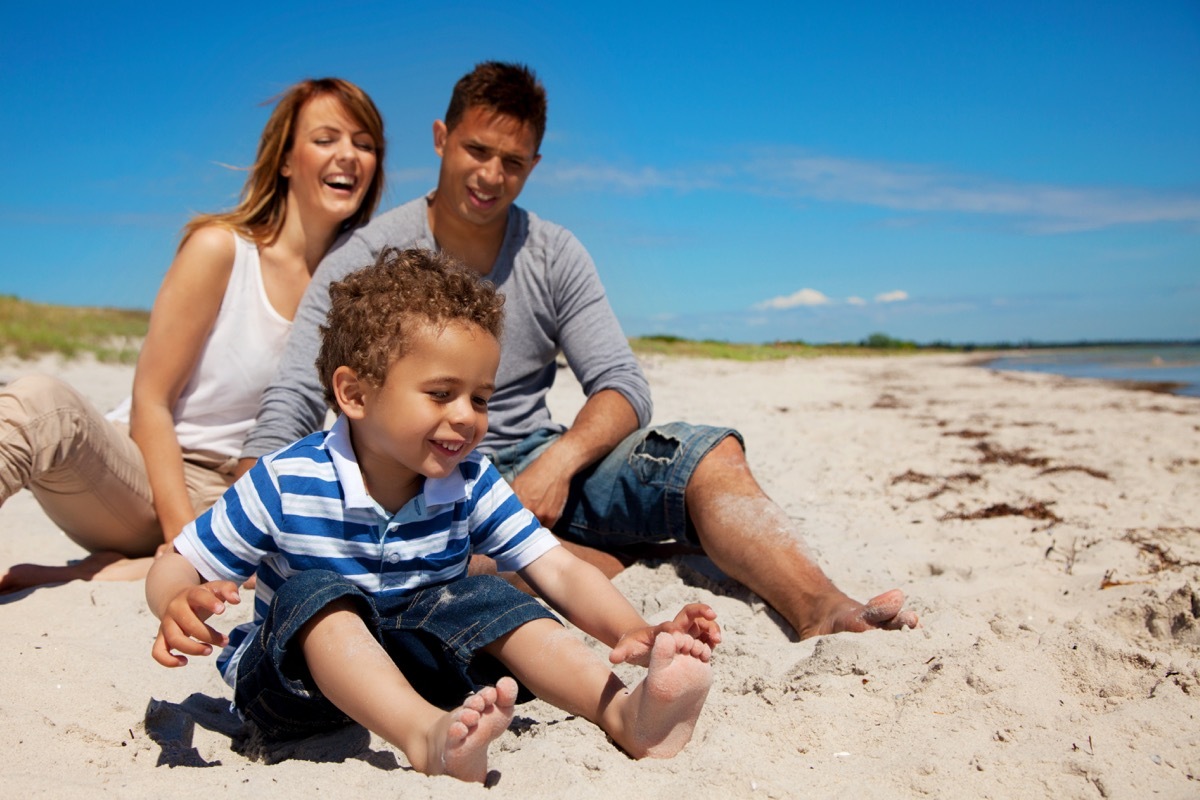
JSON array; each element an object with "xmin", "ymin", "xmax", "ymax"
[{"xmin": 110, "ymin": 233, "xmax": 292, "ymax": 457}]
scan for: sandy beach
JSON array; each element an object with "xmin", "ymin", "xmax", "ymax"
[{"xmin": 1, "ymin": 351, "xmax": 1197, "ymax": 799}]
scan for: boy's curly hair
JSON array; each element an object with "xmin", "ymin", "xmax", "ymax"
[{"xmin": 316, "ymin": 247, "xmax": 505, "ymax": 408}]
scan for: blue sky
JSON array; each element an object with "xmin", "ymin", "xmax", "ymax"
[{"xmin": 2, "ymin": 1, "xmax": 1197, "ymax": 344}]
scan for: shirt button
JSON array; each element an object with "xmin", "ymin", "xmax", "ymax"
[{"xmin": 387, "ymin": 553, "xmax": 401, "ymax": 564}]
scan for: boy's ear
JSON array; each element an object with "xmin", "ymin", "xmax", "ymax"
[{"xmin": 332, "ymin": 366, "xmax": 369, "ymax": 420}]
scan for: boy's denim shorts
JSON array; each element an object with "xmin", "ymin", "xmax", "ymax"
[
  {"xmin": 488, "ymin": 421, "xmax": 742, "ymax": 551},
  {"xmin": 233, "ymin": 569, "xmax": 558, "ymax": 740}
]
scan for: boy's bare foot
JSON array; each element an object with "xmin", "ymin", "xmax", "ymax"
[
  {"xmin": 424, "ymin": 677, "xmax": 517, "ymax": 783},
  {"xmin": 800, "ymin": 588, "xmax": 919, "ymax": 640},
  {"xmin": 619, "ymin": 632, "xmax": 712, "ymax": 759}
]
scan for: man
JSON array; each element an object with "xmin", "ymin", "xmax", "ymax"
[{"xmin": 242, "ymin": 62, "xmax": 918, "ymax": 640}]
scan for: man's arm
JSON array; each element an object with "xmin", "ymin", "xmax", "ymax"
[
  {"xmin": 509, "ymin": 388, "xmax": 638, "ymax": 527},
  {"xmin": 504, "ymin": 228, "xmax": 650, "ymax": 526}
]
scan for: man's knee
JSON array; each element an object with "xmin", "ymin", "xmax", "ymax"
[
  {"xmin": 697, "ymin": 434, "xmax": 749, "ymax": 472},
  {"xmin": 689, "ymin": 434, "xmax": 757, "ymax": 498}
]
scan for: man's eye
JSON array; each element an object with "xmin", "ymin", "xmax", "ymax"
[{"xmin": 503, "ymin": 159, "xmax": 524, "ymax": 171}]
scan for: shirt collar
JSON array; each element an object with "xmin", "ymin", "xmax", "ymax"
[
  {"xmin": 326, "ymin": 416, "xmax": 373, "ymax": 510},
  {"xmin": 325, "ymin": 414, "xmax": 470, "ymax": 513}
]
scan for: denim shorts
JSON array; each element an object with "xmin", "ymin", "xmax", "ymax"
[
  {"xmin": 233, "ymin": 569, "xmax": 559, "ymax": 740},
  {"xmin": 488, "ymin": 421, "xmax": 741, "ymax": 550}
]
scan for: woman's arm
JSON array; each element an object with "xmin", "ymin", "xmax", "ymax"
[{"xmin": 129, "ymin": 226, "xmax": 236, "ymax": 542}]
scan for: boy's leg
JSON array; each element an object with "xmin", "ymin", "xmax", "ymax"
[
  {"xmin": 485, "ymin": 619, "xmax": 712, "ymax": 759},
  {"xmin": 298, "ymin": 597, "xmax": 516, "ymax": 783}
]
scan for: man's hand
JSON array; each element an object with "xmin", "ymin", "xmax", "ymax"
[
  {"xmin": 510, "ymin": 452, "xmax": 573, "ymax": 528},
  {"xmin": 152, "ymin": 581, "xmax": 241, "ymax": 668},
  {"xmin": 609, "ymin": 603, "xmax": 721, "ymax": 666}
]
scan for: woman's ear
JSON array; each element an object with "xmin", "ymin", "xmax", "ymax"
[{"xmin": 332, "ymin": 366, "xmax": 368, "ymax": 419}]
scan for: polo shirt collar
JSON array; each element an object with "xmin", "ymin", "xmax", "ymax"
[
  {"xmin": 326, "ymin": 416, "xmax": 373, "ymax": 509},
  {"xmin": 325, "ymin": 415, "xmax": 469, "ymax": 513}
]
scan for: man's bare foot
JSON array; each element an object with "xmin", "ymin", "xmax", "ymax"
[
  {"xmin": 423, "ymin": 677, "xmax": 517, "ymax": 783},
  {"xmin": 0, "ymin": 551, "xmax": 144, "ymax": 595},
  {"xmin": 618, "ymin": 632, "xmax": 712, "ymax": 759},
  {"xmin": 800, "ymin": 588, "xmax": 919, "ymax": 640}
]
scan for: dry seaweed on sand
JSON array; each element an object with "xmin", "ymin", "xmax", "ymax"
[{"xmin": 940, "ymin": 501, "xmax": 1063, "ymax": 523}]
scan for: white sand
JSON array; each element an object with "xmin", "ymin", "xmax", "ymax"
[{"xmin": 2, "ymin": 352, "xmax": 1198, "ymax": 798}]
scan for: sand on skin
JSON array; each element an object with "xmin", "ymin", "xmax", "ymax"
[{"xmin": 1, "ymin": 351, "xmax": 1198, "ymax": 799}]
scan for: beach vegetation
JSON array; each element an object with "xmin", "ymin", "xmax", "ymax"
[
  {"xmin": 0, "ymin": 295, "xmax": 148, "ymax": 363},
  {"xmin": 630, "ymin": 333, "xmax": 939, "ymax": 361},
  {"xmin": 859, "ymin": 332, "xmax": 919, "ymax": 350}
]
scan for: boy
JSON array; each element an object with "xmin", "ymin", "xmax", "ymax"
[{"xmin": 146, "ymin": 247, "xmax": 720, "ymax": 784}]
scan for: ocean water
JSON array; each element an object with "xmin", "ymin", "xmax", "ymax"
[{"xmin": 983, "ymin": 345, "xmax": 1200, "ymax": 398}]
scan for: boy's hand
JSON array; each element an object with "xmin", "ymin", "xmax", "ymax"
[
  {"xmin": 661, "ymin": 603, "xmax": 722, "ymax": 649},
  {"xmin": 152, "ymin": 581, "xmax": 241, "ymax": 668},
  {"xmin": 609, "ymin": 603, "xmax": 720, "ymax": 666}
]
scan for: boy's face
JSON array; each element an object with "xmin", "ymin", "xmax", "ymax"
[
  {"xmin": 348, "ymin": 320, "xmax": 500, "ymax": 485},
  {"xmin": 432, "ymin": 105, "xmax": 541, "ymax": 232}
]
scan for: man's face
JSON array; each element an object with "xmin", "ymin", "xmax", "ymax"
[{"xmin": 432, "ymin": 105, "xmax": 541, "ymax": 231}]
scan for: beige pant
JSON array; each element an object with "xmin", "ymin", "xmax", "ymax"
[{"xmin": 0, "ymin": 374, "xmax": 234, "ymax": 556}]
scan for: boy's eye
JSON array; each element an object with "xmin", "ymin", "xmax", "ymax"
[
  {"xmin": 428, "ymin": 391, "xmax": 450, "ymax": 401},
  {"xmin": 472, "ymin": 396, "xmax": 489, "ymax": 409},
  {"xmin": 503, "ymin": 158, "xmax": 524, "ymax": 171}
]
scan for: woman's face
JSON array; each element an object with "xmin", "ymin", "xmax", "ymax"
[{"xmin": 281, "ymin": 94, "xmax": 379, "ymax": 226}]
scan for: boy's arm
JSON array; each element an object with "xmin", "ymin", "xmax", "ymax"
[
  {"xmin": 517, "ymin": 547, "xmax": 720, "ymax": 664},
  {"xmin": 146, "ymin": 550, "xmax": 240, "ymax": 668}
]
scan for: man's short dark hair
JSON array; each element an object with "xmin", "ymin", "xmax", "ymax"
[{"xmin": 445, "ymin": 61, "xmax": 547, "ymax": 152}]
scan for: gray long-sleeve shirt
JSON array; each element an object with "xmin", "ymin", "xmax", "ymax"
[{"xmin": 241, "ymin": 195, "xmax": 653, "ymax": 460}]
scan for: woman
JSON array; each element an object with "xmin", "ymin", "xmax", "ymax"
[{"xmin": 0, "ymin": 78, "xmax": 385, "ymax": 593}]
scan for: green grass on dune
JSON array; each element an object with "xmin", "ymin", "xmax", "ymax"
[
  {"xmin": 0, "ymin": 295, "xmax": 149, "ymax": 363},
  {"xmin": 629, "ymin": 333, "xmax": 943, "ymax": 361},
  {"xmin": 0, "ymin": 295, "xmax": 944, "ymax": 366}
]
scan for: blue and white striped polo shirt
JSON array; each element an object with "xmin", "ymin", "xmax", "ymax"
[{"xmin": 174, "ymin": 415, "xmax": 559, "ymax": 686}]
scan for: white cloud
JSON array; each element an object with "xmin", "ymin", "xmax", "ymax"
[
  {"xmin": 875, "ymin": 290, "xmax": 909, "ymax": 303},
  {"xmin": 754, "ymin": 288, "xmax": 831, "ymax": 310},
  {"xmin": 846, "ymin": 296, "xmax": 867, "ymax": 306},
  {"xmin": 541, "ymin": 151, "xmax": 1200, "ymax": 232},
  {"xmin": 753, "ymin": 155, "xmax": 1200, "ymax": 231},
  {"xmin": 539, "ymin": 163, "xmax": 726, "ymax": 193}
]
